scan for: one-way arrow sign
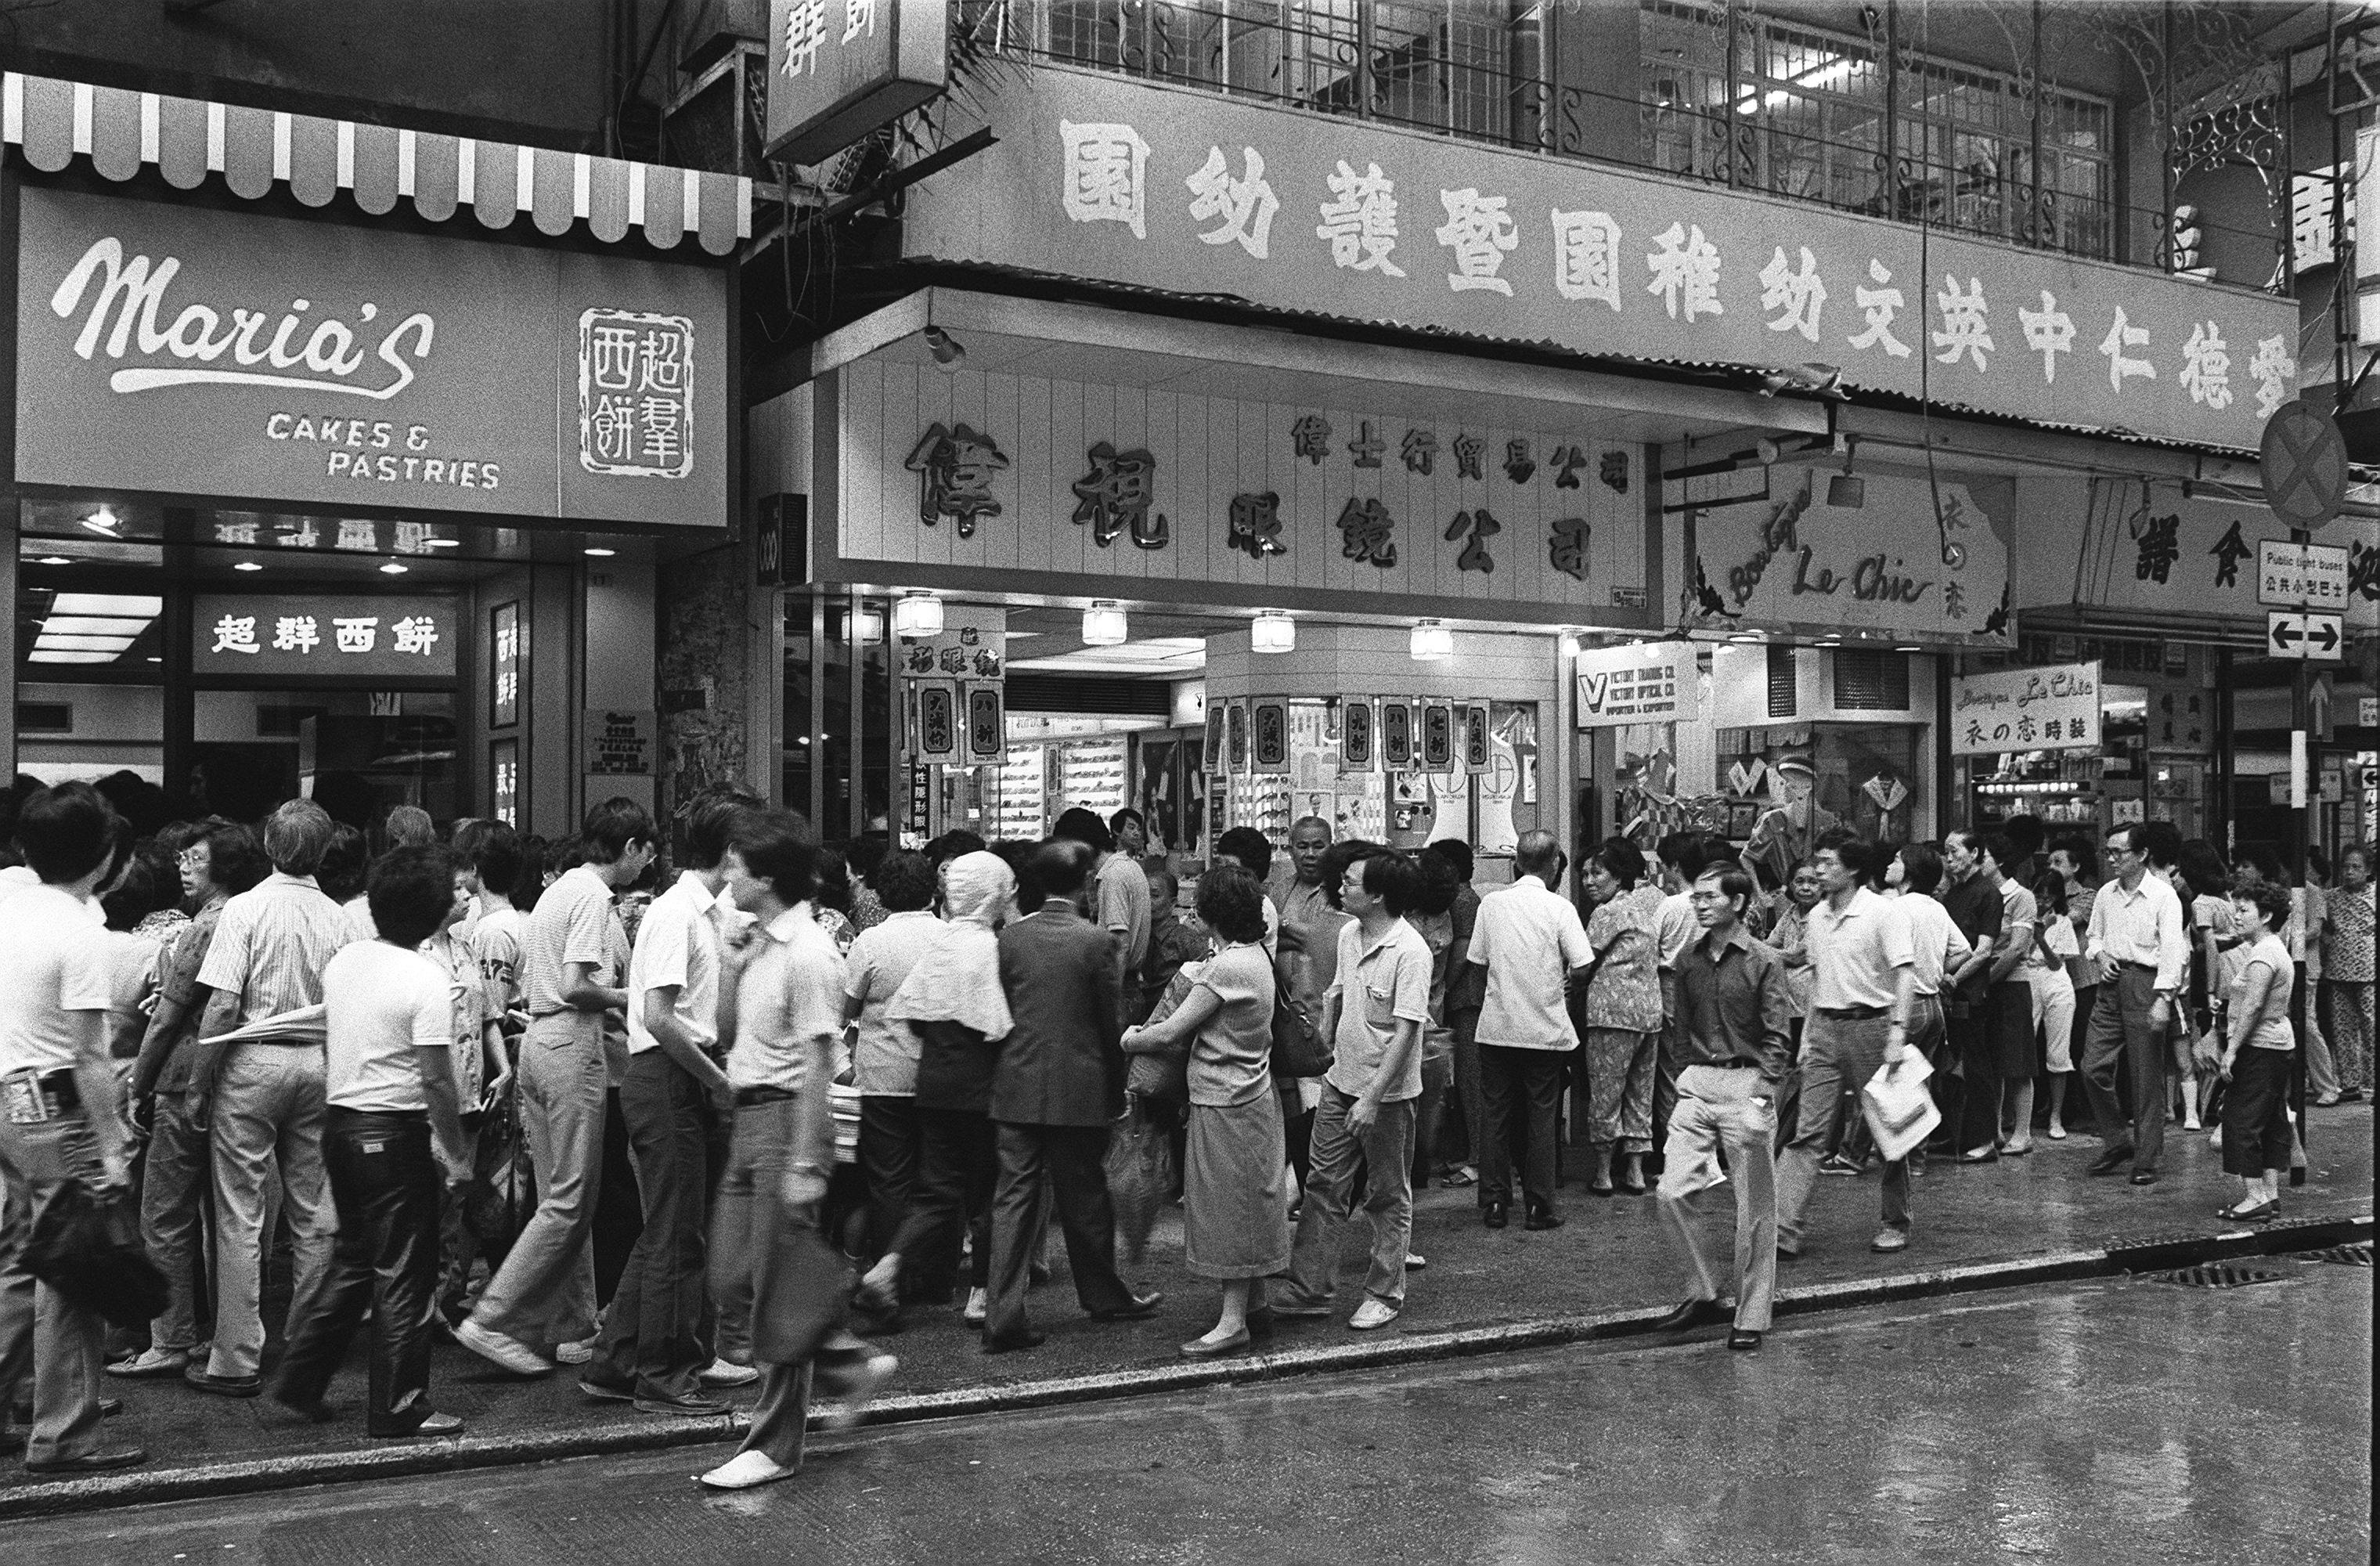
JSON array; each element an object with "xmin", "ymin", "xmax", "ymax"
[{"xmin": 2268, "ymin": 609, "xmax": 2345, "ymax": 662}]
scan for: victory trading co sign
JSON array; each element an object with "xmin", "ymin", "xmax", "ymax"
[{"xmin": 13, "ymin": 187, "xmax": 728, "ymax": 528}]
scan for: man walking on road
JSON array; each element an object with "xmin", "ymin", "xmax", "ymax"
[
  {"xmin": 2079, "ymin": 824, "xmax": 2187, "ymax": 1186},
  {"xmin": 1655, "ymin": 864, "xmax": 1793, "ymax": 1351},
  {"xmin": 1775, "ymin": 837, "xmax": 1919, "ymax": 1258},
  {"xmin": 1464, "ymin": 829, "xmax": 1592, "ymax": 1230},
  {"xmin": 460, "ymin": 799, "xmax": 654, "ymax": 1376}
]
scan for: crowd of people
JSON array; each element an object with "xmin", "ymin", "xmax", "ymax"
[{"xmin": 0, "ymin": 774, "xmax": 2367, "ymax": 1488}]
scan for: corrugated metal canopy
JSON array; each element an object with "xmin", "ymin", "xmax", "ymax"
[{"xmin": 2, "ymin": 71, "xmax": 749, "ymax": 257}]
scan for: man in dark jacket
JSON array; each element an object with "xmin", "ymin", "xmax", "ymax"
[{"xmin": 980, "ymin": 839, "xmax": 1161, "ymax": 1351}]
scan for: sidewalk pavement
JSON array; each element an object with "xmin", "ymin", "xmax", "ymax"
[{"xmin": 6, "ymin": 1101, "xmax": 2370, "ymax": 1514}]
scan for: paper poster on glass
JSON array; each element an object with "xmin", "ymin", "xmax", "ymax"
[
  {"xmin": 965, "ymin": 682, "xmax": 1004, "ymax": 762},
  {"xmin": 1225, "ymin": 701, "xmax": 1250, "ymax": 773},
  {"xmin": 1420, "ymin": 701, "xmax": 1456, "ymax": 774},
  {"xmin": 915, "ymin": 679, "xmax": 961, "ymax": 763},
  {"xmin": 1252, "ymin": 698, "xmax": 1289, "ymax": 774},
  {"xmin": 1339, "ymin": 698, "xmax": 1376, "ymax": 773},
  {"xmin": 1380, "ymin": 699, "xmax": 1415, "ymax": 770},
  {"xmin": 1462, "ymin": 702, "xmax": 1491, "ymax": 774}
]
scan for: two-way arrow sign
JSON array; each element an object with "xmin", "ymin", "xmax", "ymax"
[{"xmin": 2268, "ymin": 609, "xmax": 2345, "ymax": 662}]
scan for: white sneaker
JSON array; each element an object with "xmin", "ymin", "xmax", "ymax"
[
  {"xmin": 818, "ymin": 1351, "xmax": 898, "ymax": 1431},
  {"xmin": 698, "ymin": 1450, "xmax": 796, "ymax": 1490},
  {"xmin": 962, "ymin": 1287, "xmax": 989, "ymax": 1326},
  {"xmin": 456, "ymin": 1319, "xmax": 552, "ymax": 1377},
  {"xmin": 1347, "ymin": 1297, "xmax": 1401, "ymax": 1331},
  {"xmin": 554, "ymin": 1333, "xmax": 601, "ymax": 1366},
  {"xmin": 698, "ymin": 1358, "xmax": 761, "ymax": 1388},
  {"xmin": 1405, "ymin": 1253, "xmax": 1427, "ymax": 1270}
]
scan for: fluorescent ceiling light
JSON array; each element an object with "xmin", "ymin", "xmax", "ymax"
[
  {"xmin": 50, "ymin": 594, "xmax": 163, "ymax": 617},
  {"xmin": 41, "ymin": 617, "xmax": 150, "ymax": 636},
  {"xmin": 34, "ymin": 556, "xmax": 73, "ymax": 567},
  {"xmin": 27, "ymin": 649, "xmax": 118, "ymax": 663},
  {"xmin": 36, "ymin": 634, "xmax": 137, "ymax": 652},
  {"xmin": 234, "ymin": 561, "xmax": 264, "ymax": 572}
]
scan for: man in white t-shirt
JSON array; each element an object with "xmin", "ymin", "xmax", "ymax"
[
  {"xmin": 0, "ymin": 785, "xmax": 144, "ymax": 1474},
  {"xmin": 580, "ymin": 793, "xmax": 748, "ymax": 1416},
  {"xmin": 272, "ymin": 845, "xmax": 469, "ymax": 1438},
  {"xmin": 1058, "ymin": 809, "xmax": 1149, "ymax": 1019},
  {"xmin": 460, "ymin": 799, "xmax": 654, "ymax": 1377},
  {"xmin": 1465, "ymin": 830, "xmax": 1592, "ymax": 1229},
  {"xmin": 459, "ymin": 823, "xmax": 528, "ymax": 1019}
]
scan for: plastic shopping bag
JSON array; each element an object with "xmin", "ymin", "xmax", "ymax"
[
  {"xmin": 1103, "ymin": 1096, "xmax": 1178, "ymax": 1264},
  {"xmin": 1859, "ymin": 1049, "xmax": 1939, "ymax": 1164}
]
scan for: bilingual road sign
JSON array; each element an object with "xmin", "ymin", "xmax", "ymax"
[
  {"xmin": 2258, "ymin": 400, "xmax": 2351, "ymax": 528},
  {"xmin": 2267, "ymin": 609, "xmax": 2345, "ymax": 661},
  {"xmin": 2256, "ymin": 539, "xmax": 2351, "ymax": 608}
]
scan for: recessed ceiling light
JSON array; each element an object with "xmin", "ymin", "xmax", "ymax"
[
  {"xmin": 422, "ymin": 537, "xmax": 461, "ymax": 549},
  {"xmin": 80, "ymin": 507, "xmax": 121, "ymax": 536},
  {"xmin": 233, "ymin": 561, "xmax": 263, "ymax": 572},
  {"xmin": 35, "ymin": 556, "xmax": 72, "ymax": 566},
  {"xmin": 583, "ymin": 547, "xmax": 616, "ymax": 557},
  {"xmin": 379, "ymin": 561, "xmax": 409, "ymax": 575}
]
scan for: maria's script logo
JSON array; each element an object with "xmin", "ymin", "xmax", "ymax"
[{"xmin": 49, "ymin": 237, "xmax": 435, "ymax": 399}]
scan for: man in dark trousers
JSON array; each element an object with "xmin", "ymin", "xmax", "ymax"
[{"xmin": 981, "ymin": 839, "xmax": 1162, "ymax": 1352}]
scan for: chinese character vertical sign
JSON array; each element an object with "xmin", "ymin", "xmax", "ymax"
[
  {"xmin": 489, "ymin": 601, "xmax": 521, "ymax": 728},
  {"xmin": 490, "ymin": 738, "xmax": 519, "ymax": 828},
  {"xmin": 579, "ymin": 309, "xmax": 697, "ymax": 479}
]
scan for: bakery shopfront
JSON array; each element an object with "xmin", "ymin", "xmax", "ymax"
[{"xmin": 3, "ymin": 72, "xmax": 742, "ymax": 835}]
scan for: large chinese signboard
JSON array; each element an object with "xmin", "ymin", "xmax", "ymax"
[
  {"xmin": 193, "ymin": 594, "xmax": 459, "ymax": 679},
  {"xmin": 824, "ymin": 358, "xmax": 1646, "ymax": 626},
  {"xmin": 16, "ymin": 188, "xmax": 728, "ymax": 528},
  {"xmin": 904, "ymin": 72, "xmax": 2297, "ymax": 453},
  {"xmin": 766, "ymin": 0, "xmax": 948, "ymax": 164},
  {"xmin": 1949, "ymin": 661, "xmax": 2103, "ymax": 756},
  {"xmin": 1686, "ymin": 465, "xmax": 2013, "ymax": 644}
]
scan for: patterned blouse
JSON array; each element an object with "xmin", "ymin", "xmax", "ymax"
[
  {"xmin": 2326, "ymin": 883, "xmax": 2375, "ymax": 984},
  {"xmin": 1584, "ymin": 882, "xmax": 1667, "ymax": 1035}
]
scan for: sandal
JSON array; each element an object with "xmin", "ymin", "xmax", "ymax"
[{"xmin": 1440, "ymin": 1166, "xmax": 1477, "ymax": 1188}]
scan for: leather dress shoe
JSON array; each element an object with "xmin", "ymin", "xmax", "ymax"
[
  {"xmin": 25, "ymin": 1444, "xmax": 147, "ymax": 1475},
  {"xmin": 2087, "ymin": 1146, "xmax": 2134, "ymax": 1176},
  {"xmin": 182, "ymin": 1366, "xmax": 261, "ymax": 1398},
  {"xmin": 980, "ymin": 1331, "xmax": 1046, "ymax": 1355},
  {"xmin": 2129, "ymin": 1169, "xmax": 2159, "ymax": 1186},
  {"xmin": 1653, "ymin": 1297, "xmax": 1729, "ymax": 1333},
  {"xmin": 1090, "ymin": 1290, "xmax": 1163, "ymax": 1322},
  {"xmin": 1179, "ymin": 1328, "xmax": 1251, "ymax": 1359},
  {"xmin": 1728, "ymin": 1329, "xmax": 1763, "ymax": 1351},
  {"xmin": 1482, "ymin": 1202, "xmax": 1509, "ymax": 1229},
  {"xmin": 1523, "ymin": 1206, "xmax": 1565, "ymax": 1231}
]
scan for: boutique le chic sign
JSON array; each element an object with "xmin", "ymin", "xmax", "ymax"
[
  {"xmin": 1949, "ymin": 660, "xmax": 2103, "ymax": 756},
  {"xmin": 13, "ymin": 186, "xmax": 728, "ymax": 528}
]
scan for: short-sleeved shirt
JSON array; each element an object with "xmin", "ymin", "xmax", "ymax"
[
  {"xmin": 728, "ymin": 904, "xmax": 846, "ymax": 1093},
  {"xmin": 1582, "ymin": 883, "xmax": 1667, "ymax": 1035},
  {"xmin": 1445, "ymin": 882, "xmax": 1485, "ymax": 1016},
  {"xmin": 1096, "ymin": 854, "xmax": 1152, "ymax": 971},
  {"xmin": 98, "ymin": 929, "xmax": 164, "ymax": 1058},
  {"xmin": 1469, "ymin": 875, "xmax": 1596, "ymax": 1050},
  {"xmin": 1769, "ymin": 903, "xmax": 1815, "ymax": 1016},
  {"xmin": 2326, "ymin": 884, "xmax": 2375, "ymax": 983},
  {"xmin": 146, "ymin": 895, "xmax": 227, "ymax": 1093},
  {"xmin": 2230, "ymin": 932, "xmax": 2297, "ymax": 1052},
  {"xmin": 1188, "ymin": 940, "xmax": 1275, "ymax": 1107},
  {"xmin": 1998, "ymin": 879, "xmax": 2041, "ymax": 975},
  {"xmin": 1938, "ymin": 872, "xmax": 2003, "ymax": 999},
  {"xmin": 1805, "ymin": 886, "xmax": 1916, "ymax": 1011},
  {"xmin": 626, "ymin": 872, "xmax": 727, "ymax": 1057},
  {"xmin": 842, "ymin": 911, "xmax": 941, "ymax": 1095},
  {"xmin": 520, "ymin": 864, "xmax": 618, "ymax": 1041},
  {"xmin": 426, "ymin": 929, "xmax": 497, "ymax": 1105},
  {"xmin": 0, "ymin": 885, "xmax": 111, "ymax": 1077},
  {"xmin": 1655, "ymin": 889, "xmax": 1700, "ymax": 972},
  {"xmin": 322, "ymin": 940, "xmax": 450, "ymax": 1113},
  {"xmin": 472, "ymin": 905, "xmax": 525, "ymax": 1013},
  {"xmin": 1325, "ymin": 916, "xmax": 1431, "ymax": 1102},
  {"xmin": 1897, "ymin": 892, "xmax": 1972, "ymax": 998},
  {"xmin": 197, "ymin": 871, "xmax": 350, "ymax": 1027}
]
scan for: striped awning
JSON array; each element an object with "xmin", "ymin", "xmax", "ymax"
[{"xmin": 2, "ymin": 71, "xmax": 751, "ymax": 257}]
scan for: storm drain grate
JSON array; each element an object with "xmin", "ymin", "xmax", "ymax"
[
  {"xmin": 2295, "ymin": 1243, "xmax": 2374, "ymax": 1268},
  {"xmin": 2140, "ymin": 1264, "xmax": 2292, "ymax": 1290}
]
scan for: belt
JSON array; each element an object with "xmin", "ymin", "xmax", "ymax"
[
  {"xmin": 2122, "ymin": 961, "xmax": 2159, "ymax": 972},
  {"xmin": 1814, "ymin": 1004, "xmax": 1888, "ymax": 1020},
  {"xmin": 1691, "ymin": 1059, "xmax": 1759, "ymax": 1070},
  {"xmin": 1, "ymin": 1067, "xmax": 84, "ymax": 1124},
  {"xmin": 733, "ymin": 1086, "xmax": 798, "ymax": 1107}
]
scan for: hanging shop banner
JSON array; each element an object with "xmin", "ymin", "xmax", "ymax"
[
  {"xmin": 1574, "ymin": 640, "xmax": 1702, "ymax": 729},
  {"xmin": 965, "ymin": 682, "xmax": 1004, "ymax": 763},
  {"xmin": 1205, "ymin": 703, "xmax": 1228, "ymax": 775},
  {"xmin": 1251, "ymin": 698, "xmax": 1290, "ymax": 774},
  {"xmin": 1420, "ymin": 701, "xmax": 1456, "ymax": 774},
  {"xmin": 914, "ymin": 680, "xmax": 960, "ymax": 763},
  {"xmin": 1380, "ymin": 700, "xmax": 1415, "ymax": 770},
  {"xmin": 903, "ymin": 71, "xmax": 2295, "ymax": 453},
  {"xmin": 1340, "ymin": 698, "xmax": 1376, "ymax": 774},
  {"xmin": 193, "ymin": 593, "xmax": 457, "ymax": 679},
  {"xmin": 1949, "ymin": 661, "xmax": 2103, "ymax": 756},
  {"xmin": 765, "ymin": 0, "xmax": 950, "ymax": 164},
  {"xmin": 489, "ymin": 601, "xmax": 522, "ymax": 728},
  {"xmin": 1686, "ymin": 467, "xmax": 2013, "ymax": 644},
  {"xmin": 15, "ymin": 188, "xmax": 730, "ymax": 528},
  {"xmin": 827, "ymin": 359, "xmax": 1646, "ymax": 626},
  {"xmin": 1462, "ymin": 702, "xmax": 1492, "ymax": 774},
  {"xmin": 489, "ymin": 738, "xmax": 520, "ymax": 828},
  {"xmin": 586, "ymin": 709, "xmax": 656, "ymax": 776},
  {"xmin": 1225, "ymin": 700, "xmax": 1249, "ymax": 772},
  {"xmin": 2016, "ymin": 480, "xmax": 2380, "ymax": 633}
]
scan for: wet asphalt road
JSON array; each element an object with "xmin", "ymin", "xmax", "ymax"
[{"xmin": 9, "ymin": 1259, "xmax": 2368, "ymax": 1566}]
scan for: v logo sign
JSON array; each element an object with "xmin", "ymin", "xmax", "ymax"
[{"xmin": 1579, "ymin": 672, "xmax": 1609, "ymax": 713}]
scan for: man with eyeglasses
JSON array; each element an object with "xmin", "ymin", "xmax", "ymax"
[{"xmin": 2079, "ymin": 824, "xmax": 2187, "ymax": 1185}]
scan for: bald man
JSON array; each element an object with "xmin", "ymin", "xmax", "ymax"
[{"xmin": 1277, "ymin": 818, "xmax": 1335, "ymax": 933}]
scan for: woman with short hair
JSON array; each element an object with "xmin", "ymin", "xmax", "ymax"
[
  {"xmin": 1581, "ymin": 837, "xmax": 1666, "ymax": 1197},
  {"xmin": 2214, "ymin": 881, "xmax": 2298, "ymax": 1222}
]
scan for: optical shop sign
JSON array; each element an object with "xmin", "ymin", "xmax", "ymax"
[
  {"xmin": 14, "ymin": 187, "xmax": 728, "ymax": 528},
  {"xmin": 1686, "ymin": 466, "xmax": 2013, "ymax": 644},
  {"xmin": 904, "ymin": 71, "xmax": 2296, "ymax": 452}
]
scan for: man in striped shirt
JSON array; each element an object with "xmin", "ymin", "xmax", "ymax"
[{"xmin": 190, "ymin": 799, "xmax": 352, "ymax": 1397}]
